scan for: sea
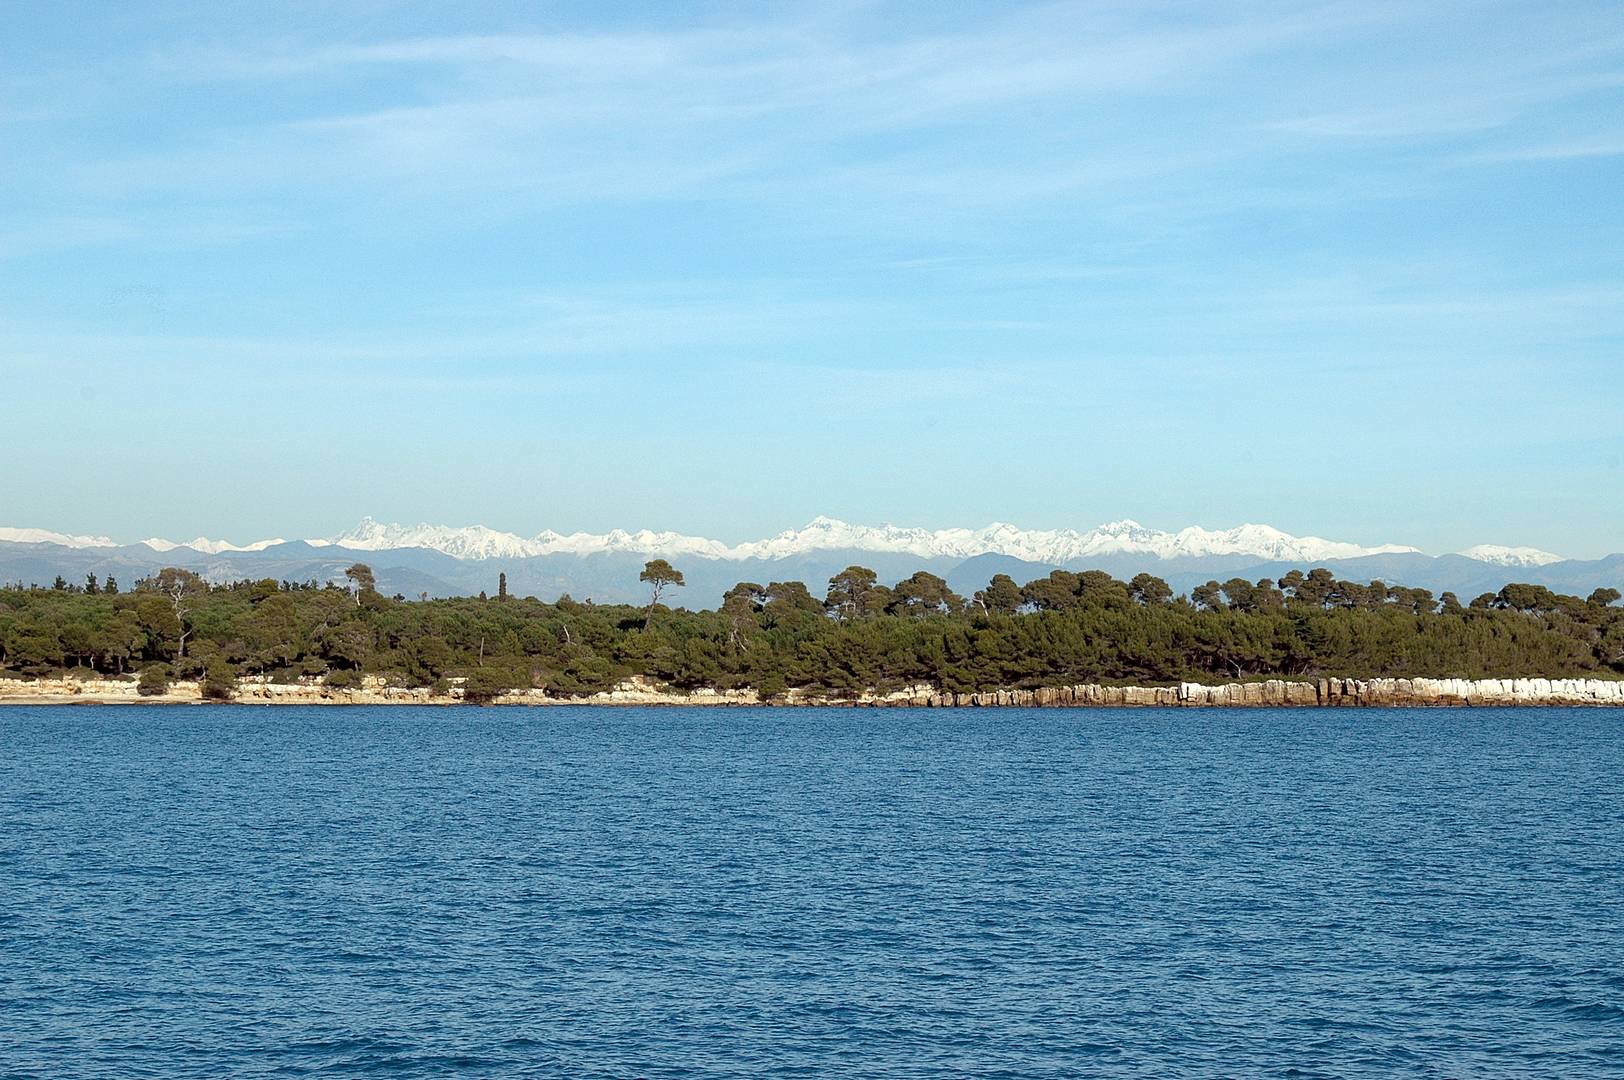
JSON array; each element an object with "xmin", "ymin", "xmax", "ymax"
[{"xmin": 2, "ymin": 705, "xmax": 1621, "ymax": 1078}]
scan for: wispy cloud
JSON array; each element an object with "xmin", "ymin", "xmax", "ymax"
[
  {"xmin": 1465, "ymin": 135, "xmax": 1624, "ymax": 162},
  {"xmin": 0, "ymin": 0, "xmax": 1612, "ymax": 232},
  {"xmin": 0, "ymin": 281, "xmax": 889, "ymax": 369},
  {"xmin": 26, "ymin": 0, "xmax": 1605, "ymax": 278},
  {"xmin": 0, "ymin": 217, "xmax": 141, "ymax": 258},
  {"xmin": 65, "ymin": 5, "xmax": 1335, "ymax": 211},
  {"xmin": 0, "ymin": 215, "xmax": 292, "ymax": 260},
  {"xmin": 1270, "ymin": 70, "xmax": 1624, "ymax": 142}
]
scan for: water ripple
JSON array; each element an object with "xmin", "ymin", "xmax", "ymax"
[{"xmin": 1, "ymin": 705, "xmax": 1622, "ymax": 1077}]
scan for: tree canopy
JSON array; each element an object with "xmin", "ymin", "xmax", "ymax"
[
  {"xmin": 1, "ymin": 562, "xmax": 1619, "ymax": 699},
  {"xmin": 639, "ymin": 559, "xmax": 686, "ymax": 628}
]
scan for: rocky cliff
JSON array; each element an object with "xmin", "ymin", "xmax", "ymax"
[{"xmin": 2, "ymin": 674, "xmax": 1621, "ymax": 707}]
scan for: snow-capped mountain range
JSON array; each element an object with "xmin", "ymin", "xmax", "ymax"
[
  {"xmin": 0, "ymin": 518, "xmax": 1569, "ymax": 568},
  {"xmin": 1454, "ymin": 544, "xmax": 1566, "ymax": 568},
  {"xmin": 138, "ymin": 536, "xmax": 289, "ymax": 555},
  {"xmin": 0, "ymin": 526, "xmax": 119, "ymax": 549}
]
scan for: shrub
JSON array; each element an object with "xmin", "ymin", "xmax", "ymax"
[
  {"xmin": 462, "ymin": 665, "xmax": 526, "ymax": 705},
  {"xmin": 137, "ymin": 665, "xmax": 170, "ymax": 696},
  {"xmin": 172, "ymin": 653, "xmax": 207, "ymax": 680},
  {"xmin": 200, "ymin": 659, "xmax": 236, "ymax": 702}
]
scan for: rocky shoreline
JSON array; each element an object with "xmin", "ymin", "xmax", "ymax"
[{"xmin": 2, "ymin": 673, "xmax": 1622, "ymax": 707}]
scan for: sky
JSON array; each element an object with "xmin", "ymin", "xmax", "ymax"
[{"xmin": 2, "ymin": 1, "xmax": 1621, "ymax": 557}]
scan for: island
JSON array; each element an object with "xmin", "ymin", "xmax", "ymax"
[{"xmin": 2, "ymin": 561, "xmax": 1620, "ymax": 706}]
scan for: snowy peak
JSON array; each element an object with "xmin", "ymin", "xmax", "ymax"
[
  {"xmin": 141, "ymin": 536, "xmax": 287, "ymax": 555},
  {"xmin": 309, "ymin": 517, "xmax": 1426, "ymax": 564},
  {"xmin": 1455, "ymin": 544, "xmax": 1565, "ymax": 568},
  {"xmin": 329, "ymin": 518, "xmax": 547, "ymax": 560},
  {"xmin": 733, "ymin": 518, "xmax": 1419, "ymax": 564},
  {"xmin": 185, "ymin": 537, "xmax": 286, "ymax": 554},
  {"xmin": 325, "ymin": 519, "xmax": 731, "ymax": 560},
  {"xmin": 319, "ymin": 519, "xmax": 722, "ymax": 560},
  {"xmin": 0, "ymin": 518, "xmax": 1574, "ymax": 569},
  {"xmin": 0, "ymin": 527, "xmax": 116, "ymax": 549},
  {"xmin": 1161, "ymin": 523, "xmax": 1419, "ymax": 562}
]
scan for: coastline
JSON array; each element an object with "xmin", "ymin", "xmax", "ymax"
[{"xmin": 3, "ymin": 674, "xmax": 1622, "ymax": 707}]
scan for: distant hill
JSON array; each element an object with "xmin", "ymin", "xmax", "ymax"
[
  {"xmin": 945, "ymin": 553, "xmax": 1061, "ymax": 598},
  {"xmin": 1, "ymin": 534, "xmax": 1618, "ymax": 607}
]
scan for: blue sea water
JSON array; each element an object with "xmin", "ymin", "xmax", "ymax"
[{"xmin": 1, "ymin": 706, "xmax": 1622, "ymax": 1078}]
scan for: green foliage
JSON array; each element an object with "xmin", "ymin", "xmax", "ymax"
[
  {"xmin": 976, "ymin": 574, "xmax": 1023, "ymax": 614},
  {"xmin": 888, "ymin": 571, "xmax": 963, "ymax": 617},
  {"xmin": 324, "ymin": 667, "xmax": 361, "ymax": 689},
  {"xmin": 638, "ymin": 559, "xmax": 686, "ymax": 627},
  {"xmin": 462, "ymin": 663, "xmax": 528, "ymax": 704},
  {"xmin": 200, "ymin": 657, "xmax": 236, "ymax": 701},
  {"xmin": 1129, "ymin": 573, "xmax": 1174, "ymax": 607},
  {"xmin": 826, "ymin": 566, "xmax": 884, "ymax": 619},
  {"xmin": 344, "ymin": 563, "xmax": 377, "ymax": 600},
  {"xmin": 2, "ymin": 562, "xmax": 1620, "ymax": 699},
  {"xmin": 138, "ymin": 567, "xmax": 207, "ymax": 658},
  {"xmin": 137, "ymin": 664, "xmax": 170, "ymax": 696}
]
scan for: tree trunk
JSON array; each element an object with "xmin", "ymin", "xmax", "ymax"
[{"xmin": 644, "ymin": 582, "xmax": 663, "ymax": 630}]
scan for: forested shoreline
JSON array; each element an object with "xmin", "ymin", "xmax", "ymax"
[{"xmin": 2, "ymin": 560, "xmax": 1620, "ymax": 701}]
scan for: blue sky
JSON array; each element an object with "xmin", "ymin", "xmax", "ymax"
[{"xmin": 3, "ymin": 1, "xmax": 1621, "ymax": 556}]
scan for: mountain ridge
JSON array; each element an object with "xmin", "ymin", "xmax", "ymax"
[
  {"xmin": 0, "ymin": 516, "xmax": 1571, "ymax": 568},
  {"xmin": 0, "ymin": 532, "xmax": 1616, "ymax": 608}
]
